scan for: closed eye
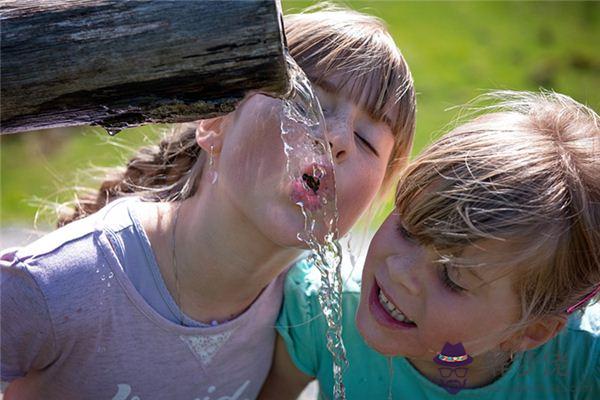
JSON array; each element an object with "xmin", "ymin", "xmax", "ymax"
[
  {"xmin": 439, "ymin": 264, "xmax": 466, "ymax": 293},
  {"xmin": 396, "ymin": 219, "xmax": 418, "ymax": 244},
  {"xmin": 355, "ymin": 131, "xmax": 379, "ymax": 156}
]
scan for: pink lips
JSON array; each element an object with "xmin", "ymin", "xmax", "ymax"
[
  {"xmin": 369, "ymin": 280, "xmax": 417, "ymax": 330},
  {"xmin": 290, "ymin": 163, "xmax": 333, "ymax": 212}
]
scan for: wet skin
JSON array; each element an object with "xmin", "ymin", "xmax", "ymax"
[{"xmin": 211, "ymin": 80, "xmax": 395, "ymax": 248}]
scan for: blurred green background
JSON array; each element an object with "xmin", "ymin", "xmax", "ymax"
[{"xmin": 1, "ymin": 0, "xmax": 599, "ymax": 228}]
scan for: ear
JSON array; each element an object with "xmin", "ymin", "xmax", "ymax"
[
  {"xmin": 502, "ymin": 315, "xmax": 567, "ymax": 352},
  {"xmin": 195, "ymin": 117, "xmax": 226, "ymax": 153}
]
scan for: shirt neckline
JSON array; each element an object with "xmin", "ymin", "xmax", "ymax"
[{"xmin": 95, "ymin": 197, "xmax": 281, "ymax": 335}]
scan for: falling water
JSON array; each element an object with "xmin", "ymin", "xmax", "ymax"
[
  {"xmin": 99, "ymin": 50, "xmax": 350, "ymax": 398},
  {"xmin": 280, "ymin": 53, "xmax": 348, "ymax": 400}
]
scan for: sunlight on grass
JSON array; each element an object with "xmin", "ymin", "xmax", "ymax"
[{"xmin": 1, "ymin": 1, "xmax": 598, "ymax": 227}]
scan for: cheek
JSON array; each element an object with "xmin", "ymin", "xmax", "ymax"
[
  {"xmin": 224, "ymin": 118, "xmax": 287, "ymax": 182},
  {"xmin": 421, "ymin": 295, "xmax": 513, "ymax": 355},
  {"xmin": 336, "ymin": 166, "xmax": 385, "ymax": 227}
]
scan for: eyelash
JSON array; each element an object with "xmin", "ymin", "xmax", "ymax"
[
  {"xmin": 439, "ymin": 264, "xmax": 466, "ymax": 293},
  {"xmin": 320, "ymin": 103, "xmax": 378, "ymax": 156},
  {"xmin": 354, "ymin": 131, "xmax": 379, "ymax": 156},
  {"xmin": 397, "ymin": 218, "xmax": 466, "ymax": 293},
  {"xmin": 396, "ymin": 221, "xmax": 414, "ymax": 241}
]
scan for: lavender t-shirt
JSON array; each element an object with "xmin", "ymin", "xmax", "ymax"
[{"xmin": 1, "ymin": 198, "xmax": 286, "ymax": 400}]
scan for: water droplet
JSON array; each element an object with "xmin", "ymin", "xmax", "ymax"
[
  {"xmin": 101, "ymin": 274, "xmax": 106, "ymax": 281},
  {"xmin": 105, "ymin": 126, "xmax": 122, "ymax": 136},
  {"xmin": 108, "ymin": 272, "xmax": 114, "ymax": 279}
]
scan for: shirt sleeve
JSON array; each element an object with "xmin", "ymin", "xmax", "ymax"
[
  {"xmin": 275, "ymin": 260, "xmax": 327, "ymax": 378},
  {"xmin": 1, "ymin": 250, "xmax": 57, "ymax": 381}
]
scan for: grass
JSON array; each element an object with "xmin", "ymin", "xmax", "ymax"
[{"xmin": 1, "ymin": 0, "xmax": 598, "ymax": 226}]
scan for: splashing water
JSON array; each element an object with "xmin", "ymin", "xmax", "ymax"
[
  {"xmin": 104, "ymin": 127, "xmax": 122, "ymax": 136},
  {"xmin": 280, "ymin": 53, "xmax": 348, "ymax": 400}
]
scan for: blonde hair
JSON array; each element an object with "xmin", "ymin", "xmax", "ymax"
[
  {"xmin": 395, "ymin": 90, "xmax": 600, "ymax": 326},
  {"xmin": 58, "ymin": 5, "xmax": 415, "ymax": 226},
  {"xmin": 285, "ymin": 5, "xmax": 415, "ymax": 188}
]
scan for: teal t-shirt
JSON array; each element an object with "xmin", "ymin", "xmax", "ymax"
[{"xmin": 277, "ymin": 260, "xmax": 600, "ymax": 399}]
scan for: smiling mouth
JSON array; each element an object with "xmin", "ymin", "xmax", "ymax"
[
  {"xmin": 370, "ymin": 280, "xmax": 418, "ymax": 329},
  {"xmin": 378, "ymin": 289, "xmax": 416, "ymax": 325}
]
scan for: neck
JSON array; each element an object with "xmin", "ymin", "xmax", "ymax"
[
  {"xmin": 147, "ymin": 191, "xmax": 302, "ymax": 325},
  {"xmin": 408, "ymin": 349, "xmax": 513, "ymax": 390}
]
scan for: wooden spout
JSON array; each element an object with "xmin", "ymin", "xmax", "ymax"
[{"xmin": 0, "ymin": 0, "xmax": 290, "ymax": 134}]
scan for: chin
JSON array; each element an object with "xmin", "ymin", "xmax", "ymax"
[
  {"xmin": 355, "ymin": 302, "xmax": 409, "ymax": 358},
  {"xmin": 356, "ymin": 305, "xmax": 384, "ymax": 352},
  {"xmin": 356, "ymin": 319, "xmax": 399, "ymax": 357}
]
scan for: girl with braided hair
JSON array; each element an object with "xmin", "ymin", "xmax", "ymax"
[{"xmin": 0, "ymin": 6, "xmax": 416, "ymax": 399}]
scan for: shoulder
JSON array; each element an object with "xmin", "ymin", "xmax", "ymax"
[
  {"xmin": 516, "ymin": 306, "xmax": 600, "ymax": 397},
  {"xmin": 10, "ymin": 197, "xmax": 140, "ymax": 273},
  {"xmin": 282, "ymin": 257, "xmax": 361, "ymax": 321},
  {"xmin": 11, "ymin": 197, "xmax": 137, "ymax": 262},
  {"xmin": 284, "ymin": 257, "xmax": 362, "ymax": 296},
  {"xmin": 561, "ymin": 304, "xmax": 600, "ymax": 363},
  {"xmin": 281, "ymin": 259, "xmax": 323, "ymax": 329},
  {"xmin": 284, "ymin": 258, "xmax": 321, "ymax": 298},
  {"xmin": 0, "ymin": 198, "xmax": 142, "ymax": 321}
]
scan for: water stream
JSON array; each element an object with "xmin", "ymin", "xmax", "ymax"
[
  {"xmin": 100, "ymin": 52, "xmax": 350, "ymax": 399},
  {"xmin": 280, "ymin": 53, "xmax": 348, "ymax": 400}
]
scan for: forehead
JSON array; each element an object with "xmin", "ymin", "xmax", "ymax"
[{"xmin": 310, "ymin": 69, "xmax": 399, "ymax": 131}]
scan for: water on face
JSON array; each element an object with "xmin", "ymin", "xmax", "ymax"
[{"xmin": 280, "ymin": 53, "xmax": 348, "ymax": 400}]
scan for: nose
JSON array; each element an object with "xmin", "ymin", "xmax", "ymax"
[
  {"xmin": 325, "ymin": 108, "xmax": 353, "ymax": 163},
  {"xmin": 386, "ymin": 254, "xmax": 422, "ymax": 296},
  {"xmin": 328, "ymin": 139, "xmax": 347, "ymax": 162}
]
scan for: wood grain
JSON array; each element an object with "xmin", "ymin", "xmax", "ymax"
[{"xmin": 1, "ymin": 0, "xmax": 290, "ymax": 134}]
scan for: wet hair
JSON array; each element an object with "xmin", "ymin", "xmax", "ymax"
[
  {"xmin": 57, "ymin": 5, "xmax": 415, "ymax": 226},
  {"xmin": 395, "ymin": 90, "xmax": 599, "ymax": 328},
  {"xmin": 285, "ymin": 4, "xmax": 416, "ymax": 189}
]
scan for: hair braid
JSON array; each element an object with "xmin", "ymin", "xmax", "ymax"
[{"xmin": 58, "ymin": 124, "xmax": 204, "ymax": 227}]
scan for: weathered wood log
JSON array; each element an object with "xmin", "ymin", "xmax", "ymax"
[{"xmin": 0, "ymin": 0, "xmax": 290, "ymax": 134}]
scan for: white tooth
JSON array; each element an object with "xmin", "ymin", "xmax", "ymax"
[{"xmin": 378, "ymin": 289, "xmax": 415, "ymax": 324}]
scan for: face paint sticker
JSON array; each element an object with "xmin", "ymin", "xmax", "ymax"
[{"xmin": 433, "ymin": 342, "xmax": 473, "ymax": 395}]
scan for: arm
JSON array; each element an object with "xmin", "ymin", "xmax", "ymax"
[
  {"xmin": 1, "ymin": 253, "xmax": 57, "ymax": 388},
  {"xmin": 258, "ymin": 333, "xmax": 314, "ymax": 400}
]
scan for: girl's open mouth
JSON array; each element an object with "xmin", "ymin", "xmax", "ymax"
[
  {"xmin": 290, "ymin": 164, "xmax": 333, "ymax": 212},
  {"xmin": 369, "ymin": 279, "xmax": 418, "ymax": 329}
]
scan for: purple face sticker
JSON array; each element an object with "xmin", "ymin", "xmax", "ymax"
[{"xmin": 433, "ymin": 342, "xmax": 473, "ymax": 395}]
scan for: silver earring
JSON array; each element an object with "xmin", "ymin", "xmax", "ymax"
[{"xmin": 208, "ymin": 145, "xmax": 218, "ymax": 184}]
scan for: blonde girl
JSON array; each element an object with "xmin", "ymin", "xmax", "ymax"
[
  {"xmin": 0, "ymin": 7, "xmax": 415, "ymax": 400},
  {"xmin": 266, "ymin": 91, "xmax": 599, "ymax": 399}
]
